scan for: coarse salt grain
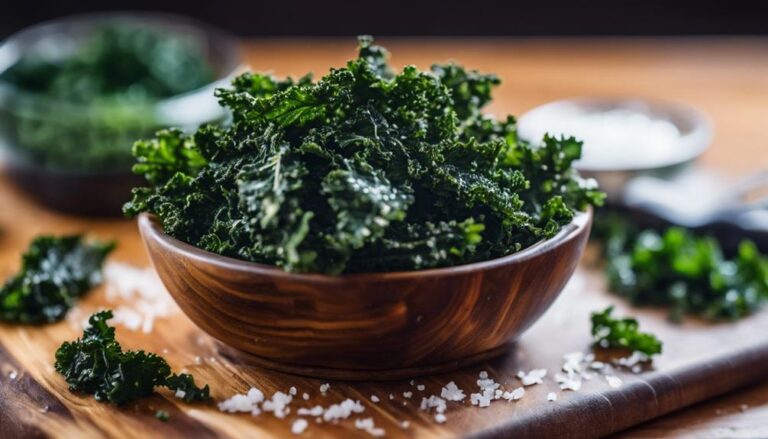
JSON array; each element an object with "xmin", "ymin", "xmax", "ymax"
[
  {"xmin": 297, "ymin": 406, "xmax": 324, "ymax": 417},
  {"xmin": 291, "ymin": 418, "xmax": 308, "ymax": 435},
  {"xmin": 518, "ymin": 369, "xmax": 547, "ymax": 386},
  {"xmin": 400, "ymin": 420, "xmax": 411, "ymax": 429},
  {"xmin": 441, "ymin": 381, "xmax": 466, "ymax": 401},
  {"xmin": 502, "ymin": 387, "xmax": 525, "ymax": 401},
  {"xmin": 435, "ymin": 413, "xmax": 447, "ymax": 424},
  {"xmin": 323, "ymin": 399, "xmax": 365, "ymax": 422},
  {"xmin": 289, "ymin": 386, "xmax": 297, "ymax": 396},
  {"xmin": 606, "ymin": 375, "xmax": 623, "ymax": 388},
  {"xmin": 320, "ymin": 383, "xmax": 330, "ymax": 393},
  {"xmin": 420, "ymin": 395, "xmax": 447, "ymax": 413},
  {"xmin": 175, "ymin": 389, "xmax": 186, "ymax": 399},
  {"xmin": 218, "ymin": 387, "xmax": 264, "ymax": 415},
  {"xmin": 547, "ymin": 392, "xmax": 557, "ymax": 402},
  {"xmin": 417, "ymin": 384, "xmax": 425, "ymax": 391},
  {"xmin": 303, "ymin": 393, "xmax": 310, "ymax": 400},
  {"xmin": 262, "ymin": 391, "xmax": 293, "ymax": 418},
  {"xmin": 403, "ymin": 391, "xmax": 412, "ymax": 399},
  {"xmin": 354, "ymin": 418, "xmax": 386, "ymax": 437},
  {"xmin": 371, "ymin": 395, "xmax": 380, "ymax": 403}
]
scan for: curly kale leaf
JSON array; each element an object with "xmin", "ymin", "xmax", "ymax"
[
  {"xmin": 55, "ymin": 310, "xmax": 210, "ymax": 406},
  {"xmin": 591, "ymin": 306, "xmax": 663, "ymax": 356},
  {"xmin": 605, "ymin": 224, "xmax": 768, "ymax": 321},
  {"xmin": 125, "ymin": 36, "xmax": 602, "ymax": 274},
  {"xmin": 0, "ymin": 236, "xmax": 115, "ymax": 324}
]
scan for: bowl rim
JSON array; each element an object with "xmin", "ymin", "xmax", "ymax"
[
  {"xmin": 517, "ymin": 96, "xmax": 713, "ymax": 172},
  {"xmin": 0, "ymin": 11, "xmax": 241, "ymax": 109},
  {"xmin": 138, "ymin": 208, "xmax": 592, "ymax": 283}
]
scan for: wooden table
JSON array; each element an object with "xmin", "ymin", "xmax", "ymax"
[{"xmin": 1, "ymin": 38, "xmax": 767, "ymax": 438}]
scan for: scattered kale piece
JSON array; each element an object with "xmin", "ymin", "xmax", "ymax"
[
  {"xmin": 55, "ymin": 310, "xmax": 210, "ymax": 406},
  {"xmin": 155, "ymin": 410, "xmax": 170, "ymax": 422},
  {"xmin": 591, "ymin": 306, "xmax": 663, "ymax": 356},
  {"xmin": 603, "ymin": 220, "xmax": 768, "ymax": 321},
  {"xmin": 125, "ymin": 36, "xmax": 603, "ymax": 274},
  {"xmin": 0, "ymin": 236, "xmax": 115, "ymax": 324},
  {"xmin": 0, "ymin": 24, "xmax": 215, "ymax": 171}
]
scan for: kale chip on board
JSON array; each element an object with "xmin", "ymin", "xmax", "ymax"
[
  {"xmin": 606, "ymin": 225, "xmax": 768, "ymax": 321},
  {"xmin": 0, "ymin": 235, "xmax": 115, "ymax": 323},
  {"xmin": 125, "ymin": 36, "xmax": 603, "ymax": 274},
  {"xmin": 55, "ymin": 310, "xmax": 210, "ymax": 406},
  {"xmin": 591, "ymin": 306, "xmax": 663, "ymax": 356}
]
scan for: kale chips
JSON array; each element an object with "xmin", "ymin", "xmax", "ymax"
[{"xmin": 125, "ymin": 37, "xmax": 602, "ymax": 274}]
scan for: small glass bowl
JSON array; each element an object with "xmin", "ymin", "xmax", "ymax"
[{"xmin": 0, "ymin": 13, "xmax": 241, "ymax": 216}]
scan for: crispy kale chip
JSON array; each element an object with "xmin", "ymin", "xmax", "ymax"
[
  {"xmin": 0, "ymin": 236, "xmax": 115, "ymax": 323},
  {"xmin": 125, "ymin": 36, "xmax": 603, "ymax": 274},
  {"xmin": 54, "ymin": 310, "xmax": 210, "ymax": 406},
  {"xmin": 600, "ymin": 215, "xmax": 768, "ymax": 321},
  {"xmin": 591, "ymin": 306, "xmax": 663, "ymax": 356}
]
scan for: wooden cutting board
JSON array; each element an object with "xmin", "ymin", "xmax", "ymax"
[{"xmin": 1, "ymin": 174, "xmax": 768, "ymax": 439}]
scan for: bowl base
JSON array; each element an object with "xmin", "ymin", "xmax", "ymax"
[{"xmin": 216, "ymin": 343, "xmax": 513, "ymax": 381}]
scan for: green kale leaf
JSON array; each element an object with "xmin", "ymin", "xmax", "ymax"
[
  {"xmin": 0, "ymin": 236, "xmax": 115, "ymax": 324},
  {"xmin": 125, "ymin": 36, "xmax": 603, "ymax": 274},
  {"xmin": 599, "ymin": 215, "xmax": 768, "ymax": 321},
  {"xmin": 591, "ymin": 306, "xmax": 663, "ymax": 356},
  {"xmin": 55, "ymin": 310, "xmax": 210, "ymax": 406}
]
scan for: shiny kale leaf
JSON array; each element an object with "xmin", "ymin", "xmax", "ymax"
[
  {"xmin": 605, "ymin": 223, "xmax": 768, "ymax": 321},
  {"xmin": 126, "ymin": 36, "xmax": 603, "ymax": 274},
  {"xmin": 591, "ymin": 306, "xmax": 663, "ymax": 356},
  {"xmin": 0, "ymin": 236, "xmax": 115, "ymax": 323},
  {"xmin": 55, "ymin": 310, "xmax": 210, "ymax": 406}
]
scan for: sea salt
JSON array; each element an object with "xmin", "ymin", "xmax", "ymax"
[
  {"xmin": 291, "ymin": 419, "xmax": 308, "ymax": 435},
  {"xmin": 371, "ymin": 395, "xmax": 380, "ymax": 403},
  {"xmin": 606, "ymin": 375, "xmax": 623, "ymax": 388},
  {"xmin": 435, "ymin": 413, "xmax": 447, "ymax": 424},
  {"xmin": 320, "ymin": 383, "xmax": 330, "ymax": 394},
  {"xmin": 518, "ymin": 102, "xmax": 685, "ymax": 170},
  {"xmin": 403, "ymin": 391, "xmax": 412, "ymax": 399},
  {"xmin": 441, "ymin": 381, "xmax": 466, "ymax": 401},
  {"xmin": 354, "ymin": 418, "xmax": 386, "ymax": 437},
  {"xmin": 297, "ymin": 406, "xmax": 324, "ymax": 417},
  {"xmin": 547, "ymin": 392, "xmax": 558, "ymax": 402},
  {"xmin": 103, "ymin": 263, "xmax": 177, "ymax": 333},
  {"xmin": 502, "ymin": 387, "xmax": 525, "ymax": 401},
  {"xmin": 262, "ymin": 391, "xmax": 293, "ymax": 418},
  {"xmin": 420, "ymin": 395, "xmax": 447, "ymax": 413},
  {"xmin": 518, "ymin": 369, "xmax": 547, "ymax": 386},
  {"xmin": 323, "ymin": 399, "xmax": 365, "ymax": 422},
  {"xmin": 218, "ymin": 387, "xmax": 264, "ymax": 415}
]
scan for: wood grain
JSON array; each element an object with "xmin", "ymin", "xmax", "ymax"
[
  {"xmin": 138, "ymin": 212, "xmax": 590, "ymax": 377},
  {"xmin": 0, "ymin": 37, "xmax": 767, "ymax": 438}
]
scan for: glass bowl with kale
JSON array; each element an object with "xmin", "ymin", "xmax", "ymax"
[
  {"xmin": 0, "ymin": 13, "xmax": 240, "ymax": 216},
  {"xmin": 131, "ymin": 37, "xmax": 603, "ymax": 375}
]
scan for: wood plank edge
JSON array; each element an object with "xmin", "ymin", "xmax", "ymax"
[{"xmin": 468, "ymin": 342, "xmax": 768, "ymax": 439}]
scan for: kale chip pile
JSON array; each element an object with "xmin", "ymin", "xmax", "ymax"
[
  {"xmin": 55, "ymin": 310, "xmax": 210, "ymax": 406},
  {"xmin": 607, "ymin": 225, "xmax": 768, "ymax": 321},
  {"xmin": 0, "ymin": 236, "xmax": 115, "ymax": 323},
  {"xmin": 125, "ymin": 36, "xmax": 603, "ymax": 274},
  {"xmin": 2, "ymin": 25, "xmax": 213, "ymax": 103}
]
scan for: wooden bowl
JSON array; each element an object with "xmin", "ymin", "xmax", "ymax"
[{"xmin": 139, "ymin": 210, "xmax": 592, "ymax": 379}]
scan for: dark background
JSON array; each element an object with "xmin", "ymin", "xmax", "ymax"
[{"xmin": 4, "ymin": 0, "xmax": 768, "ymax": 38}]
